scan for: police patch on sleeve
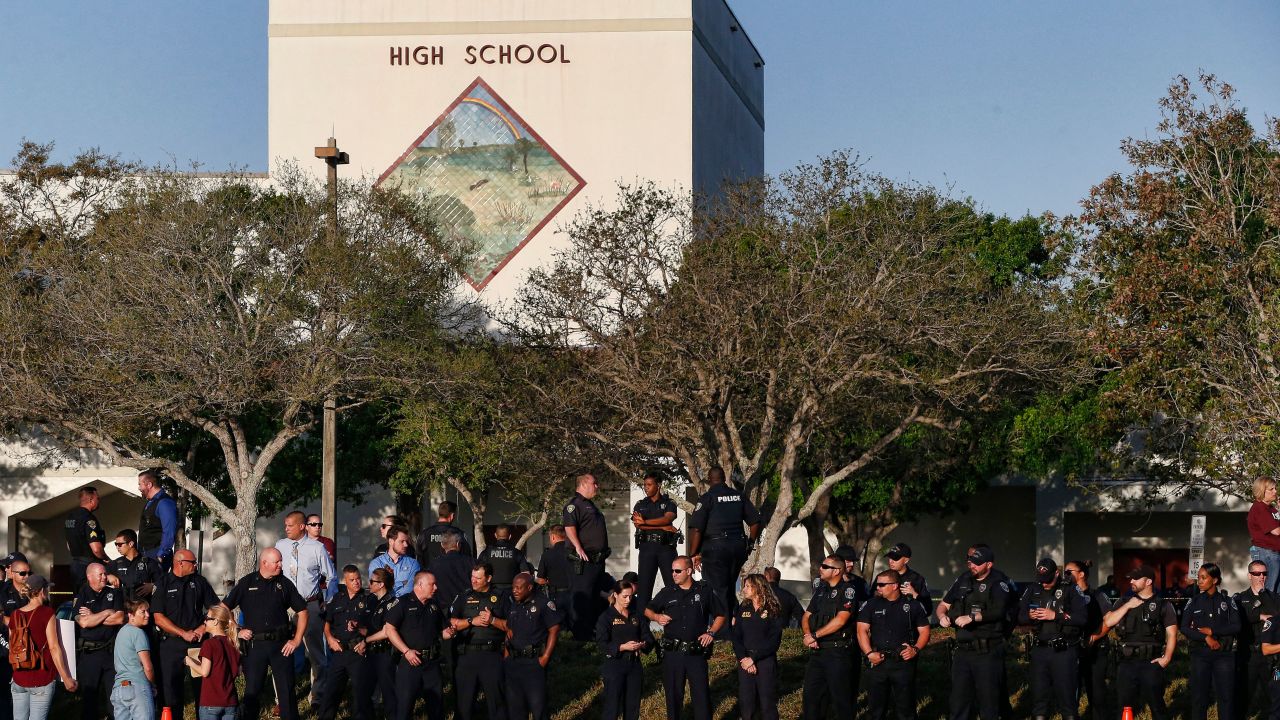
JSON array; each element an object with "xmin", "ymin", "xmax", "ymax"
[
  {"xmin": 87, "ymin": 520, "xmax": 97, "ymax": 528},
  {"xmin": 844, "ymin": 588, "xmax": 855, "ymax": 599},
  {"xmin": 694, "ymin": 502, "xmax": 703, "ymax": 512},
  {"xmin": 565, "ymin": 504, "xmax": 575, "ymax": 513},
  {"xmin": 999, "ymin": 582, "xmax": 1009, "ymax": 592},
  {"xmin": 547, "ymin": 600, "xmax": 556, "ymax": 611}
]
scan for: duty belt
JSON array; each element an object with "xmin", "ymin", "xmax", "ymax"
[
  {"xmin": 815, "ymin": 638, "xmax": 854, "ymax": 650},
  {"xmin": 1030, "ymin": 637, "xmax": 1076, "ymax": 651},
  {"xmin": 367, "ymin": 640, "xmax": 391, "ymax": 654},
  {"xmin": 1117, "ymin": 642, "xmax": 1161, "ymax": 660},
  {"xmin": 706, "ymin": 532, "xmax": 746, "ymax": 542},
  {"xmin": 77, "ymin": 638, "xmax": 114, "ymax": 653},
  {"xmin": 158, "ymin": 630, "xmax": 202, "ymax": 645},
  {"xmin": 251, "ymin": 626, "xmax": 293, "ymax": 642},
  {"xmin": 636, "ymin": 530, "xmax": 678, "ymax": 547},
  {"xmin": 659, "ymin": 637, "xmax": 713, "ymax": 656},
  {"xmin": 952, "ymin": 637, "xmax": 1000, "ymax": 653},
  {"xmin": 340, "ymin": 637, "xmax": 366, "ymax": 652},
  {"xmin": 508, "ymin": 643, "xmax": 545, "ymax": 659},
  {"xmin": 403, "ymin": 645, "xmax": 441, "ymax": 662},
  {"xmin": 457, "ymin": 640, "xmax": 501, "ymax": 654}
]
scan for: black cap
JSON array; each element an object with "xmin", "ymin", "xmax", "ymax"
[
  {"xmin": 966, "ymin": 546, "xmax": 994, "ymax": 565},
  {"xmin": 25, "ymin": 575, "xmax": 50, "ymax": 593},
  {"xmin": 885, "ymin": 543, "xmax": 912, "ymax": 560},
  {"xmin": 1035, "ymin": 558, "xmax": 1058, "ymax": 583},
  {"xmin": 1126, "ymin": 565, "xmax": 1156, "ymax": 581},
  {"xmin": 834, "ymin": 545, "xmax": 859, "ymax": 563},
  {"xmin": 0, "ymin": 551, "xmax": 28, "ymax": 567}
]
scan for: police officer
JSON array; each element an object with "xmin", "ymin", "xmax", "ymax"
[
  {"xmin": 596, "ymin": 580, "xmax": 653, "ymax": 720},
  {"xmin": 151, "ymin": 548, "xmax": 219, "ymax": 715},
  {"xmin": 318, "ymin": 565, "xmax": 375, "ymax": 720},
  {"xmin": 631, "ymin": 471, "xmax": 680, "ymax": 608},
  {"xmin": 429, "ymin": 529, "xmax": 472, "ymax": 688},
  {"xmin": 857, "ymin": 569, "xmax": 931, "ymax": 720},
  {"xmin": 505, "ymin": 572, "xmax": 562, "ymax": 720},
  {"xmin": 835, "ymin": 545, "xmax": 871, "ymax": 604},
  {"xmin": 222, "ymin": 547, "xmax": 309, "ymax": 720},
  {"xmin": 732, "ymin": 574, "xmax": 784, "ymax": 720},
  {"xmin": 360, "ymin": 568, "xmax": 399, "ymax": 720},
  {"xmin": 137, "ymin": 469, "xmax": 178, "ymax": 572},
  {"xmin": 536, "ymin": 525, "xmax": 573, "ymax": 613},
  {"xmin": 1102, "ymin": 565, "xmax": 1177, "ymax": 720},
  {"xmin": 563, "ymin": 472, "xmax": 611, "ymax": 639},
  {"xmin": 476, "ymin": 524, "xmax": 532, "ymax": 592},
  {"xmin": 885, "ymin": 543, "xmax": 932, "ymax": 614},
  {"xmin": 384, "ymin": 571, "xmax": 453, "ymax": 720},
  {"xmin": 688, "ymin": 466, "xmax": 760, "ymax": 620},
  {"xmin": 1062, "ymin": 559, "xmax": 1112, "ymax": 720},
  {"xmin": 764, "ymin": 566, "xmax": 804, "ymax": 628},
  {"xmin": 450, "ymin": 562, "xmax": 510, "ymax": 720},
  {"xmin": 1235, "ymin": 559, "xmax": 1279, "ymax": 720},
  {"xmin": 801, "ymin": 554, "xmax": 858, "ymax": 719},
  {"xmin": 65, "ymin": 486, "xmax": 110, "ymax": 591},
  {"xmin": 416, "ymin": 501, "xmax": 471, "ymax": 566},
  {"xmin": 73, "ymin": 562, "xmax": 124, "ymax": 720},
  {"xmin": 107, "ymin": 529, "xmax": 161, "ymax": 600},
  {"xmin": 644, "ymin": 554, "xmax": 726, "ymax": 720},
  {"xmin": 1182, "ymin": 562, "xmax": 1241, "ymax": 720},
  {"xmin": 1019, "ymin": 558, "xmax": 1088, "ymax": 720},
  {"xmin": 936, "ymin": 544, "xmax": 1015, "ymax": 720},
  {"xmin": 374, "ymin": 514, "xmax": 416, "ymax": 560},
  {"xmin": 1259, "ymin": 617, "xmax": 1280, "ymax": 718}
]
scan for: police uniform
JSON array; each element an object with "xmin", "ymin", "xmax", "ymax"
[
  {"xmin": 505, "ymin": 592, "xmax": 562, "ymax": 720},
  {"xmin": 415, "ymin": 522, "xmax": 470, "ymax": 567},
  {"xmin": 858, "ymin": 594, "xmax": 929, "ymax": 720},
  {"xmin": 476, "ymin": 539, "xmax": 532, "ymax": 592},
  {"xmin": 595, "ymin": 606, "xmax": 653, "ymax": 720},
  {"xmin": 689, "ymin": 482, "xmax": 760, "ymax": 618},
  {"xmin": 899, "ymin": 567, "xmax": 933, "ymax": 615},
  {"xmin": 802, "ymin": 578, "xmax": 858, "ymax": 719},
  {"xmin": 64, "ymin": 506, "xmax": 106, "ymax": 591},
  {"xmin": 0, "ymin": 580, "xmax": 22, "ymax": 616},
  {"xmin": 363, "ymin": 592, "xmax": 399, "ymax": 720},
  {"xmin": 1235, "ymin": 586, "xmax": 1280, "ymax": 720},
  {"xmin": 1259, "ymin": 617, "xmax": 1280, "ymax": 720},
  {"xmin": 732, "ymin": 599, "xmax": 783, "ymax": 720},
  {"xmin": 1019, "ymin": 582, "xmax": 1088, "ymax": 720},
  {"xmin": 108, "ymin": 553, "xmax": 161, "ymax": 600},
  {"xmin": 223, "ymin": 571, "xmax": 308, "ymax": 720},
  {"xmin": 536, "ymin": 540, "xmax": 573, "ymax": 614},
  {"xmin": 73, "ymin": 583, "xmax": 124, "ymax": 720},
  {"xmin": 451, "ymin": 588, "xmax": 509, "ymax": 720},
  {"xmin": 649, "ymin": 579, "xmax": 725, "ymax": 720},
  {"xmin": 1113, "ymin": 592, "xmax": 1177, "ymax": 720},
  {"xmin": 151, "ymin": 570, "xmax": 218, "ymax": 714},
  {"xmin": 1181, "ymin": 589, "xmax": 1241, "ymax": 720},
  {"xmin": 563, "ymin": 491, "xmax": 610, "ymax": 638},
  {"xmin": 317, "ymin": 588, "xmax": 375, "ymax": 720},
  {"xmin": 943, "ymin": 570, "xmax": 1014, "ymax": 720},
  {"xmin": 1078, "ymin": 586, "xmax": 1113, "ymax": 720},
  {"xmin": 633, "ymin": 493, "xmax": 679, "ymax": 607},
  {"xmin": 385, "ymin": 593, "xmax": 447, "ymax": 720}
]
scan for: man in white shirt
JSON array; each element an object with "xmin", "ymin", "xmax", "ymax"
[{"xmin": 275, "ymin": 509, "xmax": 339, "ymax": 708}]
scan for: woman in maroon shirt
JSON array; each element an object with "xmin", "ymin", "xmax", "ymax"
[
  {"xmin": 1247, "ymin": 476, "xmax": 1280, "ymax": 593},
  {"xmin": 9, "ymin": 576, "xmax": 77, "ymax": 720},
  {"xmin": 184, "ymin": 604, "xmax": 241, "ymax": 720}
]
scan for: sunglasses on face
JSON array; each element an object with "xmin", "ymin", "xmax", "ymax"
[
  {"xmin": 874, "ymin": 581, "xmax": 898, "ymax": 587},
  {"xmin": 113, "ymin": 541, "xmax": 128, "ymax": 547},
  {"xmin": 819, "ymin": 564, "xmax": 842, "ymax": 572},
  {"xmin": 307, "ymin": 522, "xmax": 322, "ymax": 528},
  {"xmin": 14, "ymin": 571, "xmax": 30, "ymax": 577},
  {"xmin": 671, "ymin": 568, "xmax": 689, "ymax": 574},
  {"xmin": 1251, "ymin": 571, "xmax": 1269, "ymax": 577}
]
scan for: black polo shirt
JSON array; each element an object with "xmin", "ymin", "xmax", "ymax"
[
  {"xmin": 690, "ymin": 483, "xmax": 760, "ymax": 538},
  {"xmin": 326, "ymin": 589, "xmax": 374, "ymax": 642},
  {"xmin": 109, "ymin": 554, "xmax": 162, "ymax": 600},
  {"xmin": 152, "ymin": 571, "xmax": 219, "ymax": 635},
  {"xmin": 648, "ymin": 580, "xmax": 727, "ymax": 643},
  {"xmin": 857, "ymin": 595, "xmax": 929, "ymax": 651},
  {"xmin": 633, "ymin": 495, "xmax": 678, "ymax": 542},
  {"xmin": 536, "ymin": 542, "xmax": 572, "ymax": 591},
  {"xmin": 451, "ymin": 588, "xmax": 508, "ymax": 646},
  {"xmin": 562, "ymin": 492, "xmax": 609, "ymax": 553},
  {"xmin": 506, "ymin": 593, "xmax": 562, "ymax": 649},
  {"xmin": 415, "ymin": 522, "xmax": 472, "ymax": 566},
  {"xmin": 73, "ymin": 584, "xmax": 124, "ymax": 643},
  {"xmin": 384, "ymin": 593, "xmax": 446, "ymax": 651},
  {"xmin": 223, "ymin": 571, "xmax": 306, "ymax": 633},
  {"xmin": 65, "ymin": 507, "xmax": 106, "ymax": 559}
]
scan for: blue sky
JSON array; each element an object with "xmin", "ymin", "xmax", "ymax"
[{"xmin": 1, "ymin": 2, "xmax": 1276, "ymax": 218}]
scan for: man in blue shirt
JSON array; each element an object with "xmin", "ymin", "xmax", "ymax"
[
  {"xmin": 138, "ymin": 470, "xmax": 179, "ymax": 572},
  {"xmin": 370, "ymin": 525, "xmax": 421, "ymax": 598},
  {"xmin": 275, "ymin": 510, "xmax": 339, "ymax": 709}
]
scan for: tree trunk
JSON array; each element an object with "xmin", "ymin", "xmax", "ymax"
[
  {"xmin": 447, "ymin": 476, "xmax": 489, "ymax": 554},
  {"xmin": 859, "ymin": 521, "xmax": 899, "ymax": 579},
  {"xmin": 802, "ymin": 493, "xmax": 831, "ymax": 578}
]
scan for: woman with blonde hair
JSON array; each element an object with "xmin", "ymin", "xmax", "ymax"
[
  {"xmin": 732, "ymin": 573, "xmax": 783, "ymax": 720},
  {"xmin": 184, "ymin": 604, "xmax": 241, "ymax": 720},
  {"xmin": 1248, "ymin": 475, "xmax": 1280, "ymax": 592}
]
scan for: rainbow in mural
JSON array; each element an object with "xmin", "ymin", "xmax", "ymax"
[{"xmin": 377, "ymin": 78, "xmax": 586, "ymax": 290}]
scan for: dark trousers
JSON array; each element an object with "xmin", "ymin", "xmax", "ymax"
[
  {"xmin": 243, "ymin": 637, "xmax": 298, "ymax": 720},
  {"xmin": 1191, "ymin": 650, "xmax": 1236, "ymax": 720},
  {"xmin": 636, "ymin": 543, "xmax": 677, "ymax": 609},
  {"xmin": 78, "ymin": 646, "xmax": 116, "ymax": 720},
  {"xmin": 318, "ymin": 647, "xmax": 370, "ymax": 720},
  {"xmin": 1078, "ymin": 642, "xmax": 1110, "ymax": 720},
  {"xmin": 157, "ymin": 637, "xmax": 202, "ymax": 715},
  {"xmin": 1237, "ymin": 649, "xmax": 1269, "ymax": 720},
  {"xmin": 802, "ymin": 646, "xmax": 855, "ymax": 719},
  {"xmin": 1029, "ymin": 645, "xmax": 1079, "ymax": 718},
  {"xmin": 366, "ymin": 650, "xmax": 398, "ymax": 719},
  {"xmin": 661, "ymin": 650, "xmax": 711, "ymax": 720},
  {"xmin": 866, "ymin": 657, "xmax": 917, "ymax": 720},
  {"xmin": 456, "ymin": 649, "xmax": 505, "ymax": 720},
  {"xmin": 1115, "ymin": 658, "xmax": 1170, "ymax": 720},
  {"xmin": 1270, "ymin": 677, "xmax": 1280, "ymax": 720},
  {"xmin": 700, "ymin": 539, "xmax": 747, "ymax": 620},
  {"xmin": 738, "ymin": 655, "xmax": 778, "ymax": 720},
  {"xmin": 504, "ymin": 656, "xmax": 547, "ymax": 720},
  {"xmin": 601, "ymin": 657, "xmax": 643, "ymax": 720},
  {"xmin": 569, "ymin": 560, "xmax": 605, "ymax": 639},
  {"xmin": 0, "ymin": 653, "xmax": 11, "ymax": 720},
  {"xmin": 393, "ymin": 657, "xmax": 443, "ymax": 720},
  {"xmin": 949, "ymin": 644, "xmax": 1004, "ymax": 720}
]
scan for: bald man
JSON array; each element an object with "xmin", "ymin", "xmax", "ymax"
[
  {"xmin": 152, "ymin": 548, "xmax": 219, "ymax": 715},
  {"xmin": 223, "ymin": 548, "xmax": 309, "ymax": 720},
  {"xmin": 74, "ymin": 562, "xmax": 125, "ymax": 720}
]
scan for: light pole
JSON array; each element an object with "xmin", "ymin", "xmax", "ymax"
[{"xmin": 314, "ymin": 137, "xmax": 348, "ymax": 552}]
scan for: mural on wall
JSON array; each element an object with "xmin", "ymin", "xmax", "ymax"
[{"xmin": 376, "ymin": 78, "xmax": 586, "ymax": 290}]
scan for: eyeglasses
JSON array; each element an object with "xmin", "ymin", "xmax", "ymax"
[
  {"xmin": 370, "ymin": 579, "xmax": 385, "ymax": 585},
  {"xmin": 306, "ymin": 522, "xmax": 322, "ymax": 528},
  {"xmin": 113, "ymin": 541, "xmax": 127, "ymax": 547},
  {"xmin": 1251, "ymin": 571, "xmax": 1270, "ymax": 577},
  {"xmin": 820, "ymin": 564, "xmax": 842, "ymax": 572},
  {"xmin": 14, "ymin": 571, "xmax": 30, "ymax": 577},
  {"xmin": 671, "ymin": 568, "xmax": 689, "ymax": 574},
  {"xmin": 874, "ymin": 581, "xmax": 898, "ymax": 587}
]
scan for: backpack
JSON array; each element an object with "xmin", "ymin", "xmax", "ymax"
[{"xmin": 9, "ymin": 610, "xmax": 44, "ymax": 672}]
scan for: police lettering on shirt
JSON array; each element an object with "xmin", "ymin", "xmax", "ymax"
[
  {"xmin": 506, "ymin": 594, "xmax": 562, "ymax": 649},
  {"xmin": 152, "ymin": 572, "xmax": 219, "ymax": 633},
  {"xmin": 223, "ymin": 572, "xmax": 307, "ymax": 632},
  {"xmin": 65, "ymin": 507, "xmax": 106, "ymax": 559},
  {"xmin": 857, "ymin": 595, "xmax": 929, "ymax": 651},
  {"xmin": 689, "ymin": 484, "xmax": 761, "ymax": 537},
  {"xmin": 384, "ymin": 594, "xmax": 447, "ymax": 651},
  {"xmin": 649, "ymin": 580, "xmax": 727, "ymax": 642},
  {"xmin": 477, "ymin": 541, "xmax": 530, "ymax": 587},
  {"xmin": 74, "ymin": 585, "xmax": 124, "ymax": 642},
  {"xmin": 597, "ymin": 607, "xmax": 653, "ymax": 657},
  {"xmin": 562, "ymin": 493, "xmax": 608, "ymax": 552}
]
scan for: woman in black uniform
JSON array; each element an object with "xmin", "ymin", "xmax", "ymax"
[
  {"xmin": 361, "ymin": 567, "xmax": 399, "ymax": 720},
  {"xmin": 595, "ymin": 580, "xmax": 653, "ymax": 720},
  {"xmin": 732, "ymin": 573, "xmax": 784, "ymax": 720}
]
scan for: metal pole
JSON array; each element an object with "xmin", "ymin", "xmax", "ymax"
[{"xmin": 315, "ymin": 136, "xmax": 347, "ymax": 556}]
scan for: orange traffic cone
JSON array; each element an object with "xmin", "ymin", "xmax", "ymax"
[
  {"xmin": 159, "ymin": 708, "xmax": 173, "ymax": 720},
  {"xmin": 1120, "ymin": 707, "xmax": 1134, "ymax": 720}
]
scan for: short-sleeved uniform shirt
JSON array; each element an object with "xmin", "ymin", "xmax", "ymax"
[
  {"xmin": 415, "ymin": 523, "xmax": 471, "ymax": 567},
  {"xmin": 65, "ymin": 507, "xmax": 106, "ymax": 559},
  {"xmin": 633, "ymin": 495, "xmax": 678, "ymax": 541},
  {"xmin": 326, "ymin": 589, "xmax": 374, "ymax": 643},
  {"xmin": 476, "ymin": 541, "xmax": 532, "ymax": 587},
  {"xmin": 384, "ymin": 594, "xmax": 447, "ymax": 651},
  {"xmin": 1260, "ymin": 617, "xmax": 1280, "ymax": 657},
  {"xmin": 113, "ymin": 624, "xmax": 150, "ymax": 687},
  {"xmin": 806, "ymin": 580, "xmax": 858, "ymax": 643},
  {"xmin": 223, "ymin": 572, "xmax": 307, "ymax": 633},
  {"xmin": 74, "ymin": 584, "xmax": 124, "ymax": 643},
  {"xmin": 109, "ymin": 554, "xmax": 162, "ymax": 600},
  {"xmin": 731, "ymin": 600, "xmax": 783, "ymax": 660},
  {"xmin": 451, "ymin": 589, "xmax": 509, "ymax": 646},
  {"xmin": 858, "ymin": 595, "xmax": 930, "ymax": 652},
  {"xmin": 1234, "ymin": 588, "xmax": 1280, "ymax": 647},
  {"xmin": 152, "ymin": 571, "xmax": 220, "ymax": 635},
  {"xmin": 689, "ymin": 483, "xmax": 760, "ymax": 538},
  {"xmin": 648, "ymin": 581, "xmax": 727, "ymax": 643},
  {"xmin": 506, "ymin": 593, "xmax": 562, "ymax": 649},
  {"xmin": 429, "ymin": 550, "xmax": 472, "ymax": 613},
  {"xmin": 563, "ymin": 493, "xmax": 609, "ymax": 553},
  {"xmin": 1114, "ymin": 592, "xmax": 1178, "ymax": 645},
  {"xmin": 536, "ymin": 542, "xmax": 572, "ymax": 591}
]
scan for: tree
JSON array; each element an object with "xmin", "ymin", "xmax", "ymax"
[
  {"xmin": 0, "ymin": 143, "xmax": 469, "ymax": 576},
  {"xmin": 514, "ymin": 153, "xmax": 1080, "ymax": 572},
  {"xmin": 1079, "ymin": 73, "xmax": 1280, "ymax": 491}
]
